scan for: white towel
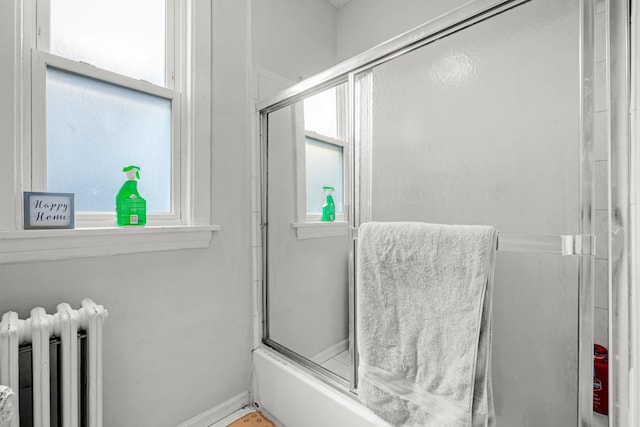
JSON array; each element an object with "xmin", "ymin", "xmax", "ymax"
[{"xmin": 356, "ymin": 222, "xmax": 498, "ymax": 427}]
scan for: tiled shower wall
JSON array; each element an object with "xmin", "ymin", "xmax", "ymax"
[
  {"xmin": 593, "ymin": 0, "xmax": 609, "ymax": 424},
  {"xmin": 593, "ymin": 0, "xmax": 609, "ymax": 357}
]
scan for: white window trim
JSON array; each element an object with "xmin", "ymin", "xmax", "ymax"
[
  {"xmin": 290, "ymin": 221, "xmax": 349, "ymax": 240},
  {"xmin": 0, "ymin": 0, "xmax": 216, "ymax": 260},
  {"xmin": 0, "ymin": 225, "xmax": 220, "ymax": 264}
]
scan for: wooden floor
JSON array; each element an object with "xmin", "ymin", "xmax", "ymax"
[
  {"xmin": 226, "ymin": 411, "xmax": 276, "ymax": 427},
  {"xmin": 209, "ymin": 407, "xmax": 280, "ymax": 427}
]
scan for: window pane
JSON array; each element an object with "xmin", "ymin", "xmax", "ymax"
[
  {"xmin": 46, "ymin": 67, "xmax": 172, "ymax": 213},
  {"xmin": 50, "ymin": 0, "xmax": 166, "ymax": 86},
  {"xmin": 305, "ymin": 137, "xmax": 343, "ymax": 215},
  {"xmin": 303, "ymin": 88, "xmax": 338, "ymax": 138}
]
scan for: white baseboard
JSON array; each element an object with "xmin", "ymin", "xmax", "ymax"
[
  {"xmin": 177, "ymin": 391, "xmax": 250, "ymax": 427},
  {"xmin": 310, "ymin": 339, "xmax": 349, "ymax": 364}
]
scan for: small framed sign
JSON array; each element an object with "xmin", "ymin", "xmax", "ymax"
[{"xmin": 23, "ymin": 192, "xmax": 75, "ymax": 229}]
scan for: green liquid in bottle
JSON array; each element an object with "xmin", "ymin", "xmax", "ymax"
[
  {"xmin": 116, "ymin": 166, "xmax": 146, "ymax": 226},
  {"xmin": 321, "ymin": 186, "xmax": 335, "ymax": 222}
]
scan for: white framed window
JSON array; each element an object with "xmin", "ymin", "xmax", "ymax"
[
  {"xmin": 26, "ymin": 0, "xmax": 187, "ymax": 227},
  {"xmin": 0, "ymin": 0, "xmax": 215, "ymax": 262},
  {"xmin": 304, "ymin": 132, "xmax": 345, "ymax": 220},
  {"xmin": 289, "ymin": 83, "xmax": 348, "ymax": 240},
  {"xmin": 295, "ymin": 84, "xmax": 347, "ymax": 223}
]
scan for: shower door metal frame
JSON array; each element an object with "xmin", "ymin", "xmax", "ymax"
[
  {"xmin": 610, "ymin": 0, "xmax": 633, "ymax": 426},
  {"xmin": 257, "ymin": 0, "xmax": 598, "ymax": 424}
]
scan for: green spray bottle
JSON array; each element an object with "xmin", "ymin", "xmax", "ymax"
[
  {"xmin": 321, "ymin": 186, "xmax": 335, "ymax": 222},
  {"xmin": 116, "ymin": 165, "xmax": 146, "ymax": 226}
]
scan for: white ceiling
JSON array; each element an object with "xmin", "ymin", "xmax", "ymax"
[{"xmin": 327, "ymin": 0, "xmax": 352, "ymax": 9}]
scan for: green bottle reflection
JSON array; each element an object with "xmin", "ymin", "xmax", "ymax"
[
  {"xmin": 116, "ymin": 165, "xmax": 146, "ymax": 226},
  {"xmin": 321, "ymin": 186, "xmax": 335, "ymax": 222}
]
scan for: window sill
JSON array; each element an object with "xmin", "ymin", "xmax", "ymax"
[
  {"xmin": 0, "ymin": 225, "xmax": 220, "ymax": 264},
  {"xmin": 291, "ymin": 221, "xmax": 349, "ymax": 240}
]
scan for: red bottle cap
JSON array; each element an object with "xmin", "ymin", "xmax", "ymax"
[{"xmin": 594, "ymin": 344, "xmax": 607, "ymax": 362}]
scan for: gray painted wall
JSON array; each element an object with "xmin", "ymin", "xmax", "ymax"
[
  {"xmin": 252, "ymin": 0, "xmax": 338, "ymax": 82},
  {"xmin": 336, "ymin": 0, "xmax": 471, "ymax": 61},
  {"xmin": 0, "ymin": 1, "xmax": 254, "ymax": 425}
]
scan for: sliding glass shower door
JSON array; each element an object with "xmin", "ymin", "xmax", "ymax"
[
  {"xmin": 353, "ymin": 1, "xmax": 589, "ymax": 425},
  {"xmin": 260, "ymin": 0, "xmax": 595, "ymax": 425},
  {"xmin": 263, "ymin": 83, "xmax": 351, "ymax": 384}
]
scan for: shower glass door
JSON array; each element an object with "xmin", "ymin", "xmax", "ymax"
[
  {"xmin": 263, "ymin": 83, "xmax": 352, "ymax": 384},
  {"xmin": 354, "ymin": 1, "xmax": 587, "ymax": 425},
  {"xmin": 260, "ymin": 0, "xmax": 594, "ymax": 424}
]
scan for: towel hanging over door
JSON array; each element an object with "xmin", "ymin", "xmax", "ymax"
[{"xmin": 356, "ymin": 222, "xmax": 498, "ymax": 427}]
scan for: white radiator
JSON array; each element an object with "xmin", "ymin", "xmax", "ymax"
[{"xmin": 0, "ymin": 299, "xmax": 107, "ymax": 427}]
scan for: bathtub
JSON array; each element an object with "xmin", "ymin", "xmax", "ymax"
[{"xmin": 252, "ymin": 347, "xmax": 389, "ymax": 427}]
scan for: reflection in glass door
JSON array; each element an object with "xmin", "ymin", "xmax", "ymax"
[{"xmin": 264, "ymin": 83, "xmax": 351, "ymax": 384}]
